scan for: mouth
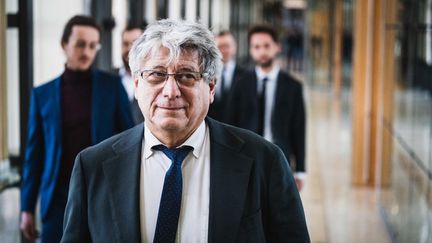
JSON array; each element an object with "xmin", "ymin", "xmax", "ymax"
[
  {"xmin": 158, "ymin": 106, "xmax": 184, "ymax": 111},
  {"xmin": 79, "ymin": 57, "xmax": 90, "ymax": 63}
]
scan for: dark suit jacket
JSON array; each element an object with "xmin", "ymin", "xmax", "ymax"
[
  {"xmin": 20, "ymin": 69, "xmax": 134, "ymax": 221},
  {"xmin": 61, "ymin": 118, "xmax": 310, "ymax": 243},
  {"xmin": 111, "ymin": 67, "xmax": 144, "ymax": 125},
  {"xmin": 226, "ymin": 70, "xmax": 306, "ymax": 172},
  {"xmin": 208, "ymin": 64, "xmax": 245, "ymax": 123}
]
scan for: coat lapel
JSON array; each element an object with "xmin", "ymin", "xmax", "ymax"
[
  {"xmin": 91, "ymin": 70, "xmax": 101, "ymax": 144},
  {"xmin": 102, "ymin": 124, "xmax": 144, "ymax": 243},
  {"xmin": 53, "ymin": 77, "xmax": 62, "ymax": 143},
  {"xmin": 206, "ymin": 118, "xmax": 254, "ymax": 243}
]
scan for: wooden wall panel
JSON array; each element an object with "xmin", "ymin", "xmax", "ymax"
[{"xmin": 352, "ymin": 0, "xmax": 395, "ymax": 186}]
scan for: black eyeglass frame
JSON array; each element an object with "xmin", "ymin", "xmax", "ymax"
[{"xmin": 137, "ymin": 69, "xmax": 206, "ymax": 87}]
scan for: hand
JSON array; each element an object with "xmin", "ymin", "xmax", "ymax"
[
  {"xmin": 20, "ymin": 211, "xmax": 39, "ymax": 241},
  {"xmin": 294, "ymin": 176, "xmax": 305, "ymax": 192}
]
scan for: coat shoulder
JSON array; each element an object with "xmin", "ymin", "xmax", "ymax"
[
  {"xmin": 78, "ymin": 124, "xmax": 143, "ymax": 165},
  {"xmin": 278, "ymin": 70, "xmax": 303, "ymax": 89},
  {"xmin": 33, "ymin": 76, "xmax": 60, "ymax": 94},
  {"xmin": 207, "ymin": 118, "xmax": 284, "ymax": 159},
  {"xmin": 94, "ymin": 69, "xmax": 121, "ymax": 83}
]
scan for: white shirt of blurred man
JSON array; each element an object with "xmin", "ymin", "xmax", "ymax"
[{"xmin": 215, "ymin": 31, "xmax": 237, "ymax": 98}]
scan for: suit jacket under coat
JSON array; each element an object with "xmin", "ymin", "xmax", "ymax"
[
  {"xmin": 226, "ymin": 70, "xmax": 306, "ymax": 172},
  {"xmin": 208, "ymin": 64, "xmax": 246, "ymax": 123},
  {"xmin": 61, "ymin": 118, "xmax": 310, "ymax": 243},
  {"xmin": 20, "ymin": 69, "xmax": 134, "ymax": 220}
]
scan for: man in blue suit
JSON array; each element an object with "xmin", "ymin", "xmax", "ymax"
[{"xmin": 20, "ymin": 15, "xmax": 134, "ymax": 243}]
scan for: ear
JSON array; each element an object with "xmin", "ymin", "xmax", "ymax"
[
  {"xmin": 61, "ymin": 41, "xmax": 67, "ymax": 51},
  {"xmin": 134, "ymin": 76, "xmax": 139, "ymax": 88},
  {"xmin": 134, "ymin": 77, "xmax": 140, "ymax": 100},
  {"xmin": 276, "ymin": 42, "xmax": 282, "ymax": 53},
  {"xmin": 208, "ymin": 79, "xmax": 216, "ymax": 104}
]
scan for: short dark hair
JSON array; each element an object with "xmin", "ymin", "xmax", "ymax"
[
  {"xmin": 61, "ymin": 15, "xmax": 101, "ymax": 44},
  {"xmin": 248, "ymin": 25, "xmax": 279, "ymax": 44},
  {"xmin": 217, "ymin": 30, "xmax": 234, "ymax": 38},
  {"xmin": 124, "ymin": 20, "xmax": 147, "ymax": 33}
]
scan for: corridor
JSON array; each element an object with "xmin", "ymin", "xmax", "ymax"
[{"xmin": 0, "ymin": 86, "xmax": 392, "ymax": 243}]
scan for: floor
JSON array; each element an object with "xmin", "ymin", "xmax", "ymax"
[
  {"xmin": 0, "ymin": 87, "xmax": 391, "ymax": 243},
  {"xmin": 301, "ymin": 87, "xmax": 390, "ymax": 243}
]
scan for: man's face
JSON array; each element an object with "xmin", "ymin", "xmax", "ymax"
[
  {"xmin": 216, "ymin": 34, "xmax": 236, "ymax": 63},
  {"xmin": 249, "ymin": 32, "xmax": 280, "ymax": 68},
  {"xmin": 122, "ymin": 28, "xmax": 143, "ymax": 70},
  {"xmin": 62, "ymin": 25, "xmax": 100, "ymax": 71},
  {"xmin": 135, "ymin": 47, "xmax": 215, "ymax": 140}
]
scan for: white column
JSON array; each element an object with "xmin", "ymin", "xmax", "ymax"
[
  {"xmin": 33, "ymin": 0, "xmax": 84, "ymax": 85},
  {"xmin": 211, "ymin": 0, "xmax": 230, "ymax": 32},
  {"xmin": 426, "ymin": 0, "xmax": 431, "ymax": 65},
  {"xmin": 6, "ymin": 0, "xmax": 19, "ymax": 155},
  {"xmin": 112, "ymin": 0, "xmax": 128, "ymax": 68},
  {"xmin": 200, "ymin": 0, "xmax": 209, "ymax": 26},
  {"xmin": 185, "ymin": 0, "xmax": 197, "ymax": 21},
  {"xmin": 146, "ymin": 0, "xmax": 157, "ymax": 23},
  {"xmin": 169, "ymin": 0, "xmax": 181, "ymax": 20}
]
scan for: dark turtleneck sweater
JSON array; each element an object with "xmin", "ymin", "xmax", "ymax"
[{"xmin": 58, "ymin": 67, "xmax": 92, "ymax": 188}]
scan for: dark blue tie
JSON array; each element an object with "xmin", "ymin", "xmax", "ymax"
[
  {"xmin": 257, "ymin": 77, "xmax": 268, "ymax": 136},
  {"xmin": 152, "ymin": 145, "xmax": 193, "ymax": 243}
]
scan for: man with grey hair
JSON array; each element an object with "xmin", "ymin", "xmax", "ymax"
[{"xmin": 61, "ymin": 19, "xmax": 309, "ymax": 243}]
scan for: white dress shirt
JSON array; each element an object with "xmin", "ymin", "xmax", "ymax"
[
  {"xmin": 119, "ymin": 66, "xmax": 135, "ymax": 101},
  {"xmin": 216, "ymin": 60, "xmax": 237, "ymax": 99},
  {"xmin": 140, "ymin": 121, "xmax": 210, "ymax": 243},
  {"xmin": 255, "ymin": 66, "xmax": 280, "ymax": 143}
]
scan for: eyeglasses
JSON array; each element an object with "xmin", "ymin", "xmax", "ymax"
[
  {"xmin": 138, "ymin": 70, "xmax": 204, "ymax": 87},
  {"xmin": 74, "ymin": 41, "xmax": 101, "ymax": 51}
]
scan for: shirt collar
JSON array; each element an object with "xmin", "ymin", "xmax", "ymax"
[
  {"xmin": 119, "ymin": 66, "xmax": 132, "ymax": 79},
  {"xmin": 224, "ymin": 60, "xmax": 236, "ymax": 70},
  {"xmin": 144, "ymin": 121, "xmax": 207, "ymax": 159},
  {"xmin": 255, "ymin": 65, "xmax": 280, "ymax": 82}
]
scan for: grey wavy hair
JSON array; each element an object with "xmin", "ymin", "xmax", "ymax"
[{"xmin": 129, "ymin": 19, "xmax": 222, "ymax": 83}]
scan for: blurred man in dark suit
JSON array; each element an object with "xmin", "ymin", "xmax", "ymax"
[
  {"xmin": 113, "ymin": 23, "xmax": 146, "ymax": 124},
  {"xmin": 227, "ymin": 25, "xmax": 307, "ymax": 191},
  {"xmin": 208, "ymin": 30, "xmax": 245, "ymax": 122}
]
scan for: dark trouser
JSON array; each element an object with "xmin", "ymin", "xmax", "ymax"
[{"xmin": 41, "ymin": 184, "xmax": 68, "ymax": 243}]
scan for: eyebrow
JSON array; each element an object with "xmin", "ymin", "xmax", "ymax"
[
  {"xmin": 145, "ymin": 63, "xmax": 199, "ymax": 72},
  {"xmin": 176, "ymin": 66, "xmax": 198, "ymax": 72}
]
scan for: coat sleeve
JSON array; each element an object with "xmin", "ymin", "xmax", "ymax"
[
  {"xmin": 290, "ymin": 83, "xmax": 306, "ymax": 172},
  {"xmin": 115, "ymin": 77, "xmax": 135, "ymax": 131},
  {"xmin": 267, "ymin": 146, "xmax": 310, "ymax": 242},
  {"xmin": 20, "ymin": 89, "xmax": 45, "ymax": 213},
  {"xmin": 61, "ymin": 152, "xmax": 91, "ymax": 243}
]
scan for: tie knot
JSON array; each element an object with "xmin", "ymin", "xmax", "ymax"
[
  {"xmin": 152, "ymin": 145, "xmax": 193, "ymax": 165},
  {"xmin": 262, "ymin": 77, "xmax": 268, "ymax": 83}
]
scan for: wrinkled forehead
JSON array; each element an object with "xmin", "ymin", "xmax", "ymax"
[{"xmin": 142, "ymin": 45, "xmax": 202, "ymax": 70}]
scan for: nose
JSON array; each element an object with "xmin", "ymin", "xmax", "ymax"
[
  {"xmin": 161, "ymin": 75, "xmax": 181, "ymax": 99},
  {"xmin": 82, "ymin": 46, "xmax": 93, "ymax": 57}
]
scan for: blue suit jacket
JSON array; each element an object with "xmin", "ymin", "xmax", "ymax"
[{"xmin": 20, "ymin": 69, "xmax": 134, "ymax": 220}]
